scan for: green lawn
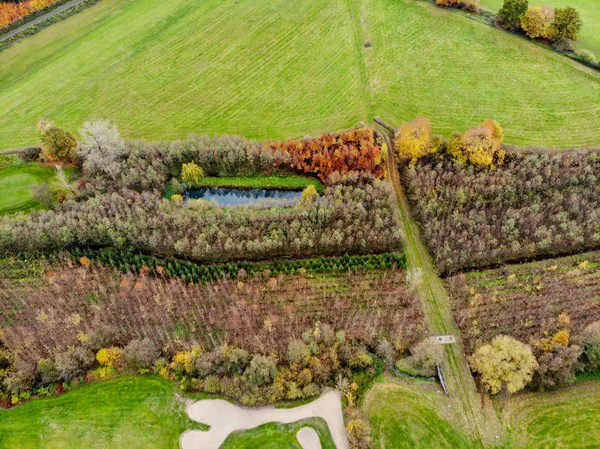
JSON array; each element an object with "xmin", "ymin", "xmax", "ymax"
[
  {"xmin": 221, "ymin": 418, "xmax": 336, "ymax": 449},
  {"xmin": 0, "ymin": 160, "xmax": 74, "ymax": 215},
  {"xmin": 1, "ymin": 0, "xmax": 599, "ymax": 148},
  {"xmin": 499, "ymin": 378, "xmax": 600, "ymax": 448},
  {"xmin": 0, "ymin": 376, "xmax": 196, "ymax": 449},
  {"xmin": 192, "ymin": 175, "xmax": 324, "ymax": 193},
  {"xmin": 363, "ymin": 378, "xmax": 478, "ymax": 449},
  {"xmin": 480, "ymin": 0, "xmax": 600, "ymax": 52}
]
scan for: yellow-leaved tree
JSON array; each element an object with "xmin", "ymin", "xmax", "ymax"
[
  {"xmin": 469, "ymin": 335, "xmax": 538, "ymax": 395},
  {"xmin": 181, "ymin": 162, "xmax": 205, "ymax": 187},
  {"xmin": 521, "ymin": 6, "xmax": 555, "ymax": 39},
  {"xmin": 448, "ymin": 119, "xmax": 505, "ymax": 169},
  {"xmin": 394, "ymin": 117, "xmax": 442, "ymax": 165}
]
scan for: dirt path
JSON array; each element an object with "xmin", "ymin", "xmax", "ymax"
[
  {"xmin": 0, "ymin": 0, "xmax": 87, "ymax": 43},
  {"xmin": 180, "ymin": 389, "xmax": 347, "ymax": 449},
  {"xmin": 375, "ymin": 122, "xmax": 504, "ymax": 448}
]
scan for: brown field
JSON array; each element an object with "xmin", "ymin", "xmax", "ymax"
[
  {"xmin": 446, "ymin": 251, "xmax": 600, "ymax": 354},
  {"xmin": 0, "ymin": 262, "xmax": 424, "ymax": 364}
]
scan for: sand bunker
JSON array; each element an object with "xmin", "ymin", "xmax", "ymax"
[
  {"xmin": 180, "ymin": 389, "xmax": 348, "ymax": 449},
  {"xmin": 296, "ymin": 426, "xmax": 322, "ymax": 449}
]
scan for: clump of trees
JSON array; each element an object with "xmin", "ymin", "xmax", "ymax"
[
  {"xmin": 497, "ymin": 0, "xmax": 583, "ymax": 47},
  {"xmin": 447, "ymin": 119, "xmax": 504, "ymax": 168},
  {"xmin": 268, "ymin": 126, "xmax": 386, "ymax": 182},
  {"xmin": 394, "ymin": 117, "xmax": 442, "ymax": 165},
  {"xmin": 37, "ymin": 119, "xmax": 77, "ymax": 162}
]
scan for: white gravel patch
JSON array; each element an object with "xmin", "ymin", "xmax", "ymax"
[
  {"xmin": 180, "ymin": 389, "xmax": 348, "ymax": 449},
  {"xmin": 296, "ymin": 426, "xmax": 322, "ymax": 449}
]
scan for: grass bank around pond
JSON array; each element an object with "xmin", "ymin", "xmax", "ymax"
[
  {"xmin": 193, "ymin": 175, "xmax": 323, "ymax": 193},
  {"xmin": 0, "ymin": 376, "xmax": 196, "ymax": 449},
  {"xmin": 0, "ymin": 158, "xmax": 76, "ymax": 215},
  {"xmin": 221, "ymin": 417, "xmax": 336, "ymax": 449}
]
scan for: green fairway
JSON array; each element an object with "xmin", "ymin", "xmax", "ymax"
[
  {"xmin": 0, "ymin": 376, "xmax": 195, "ymax": 449},
  {"xmin": 191, "ymin": 175, "xmax": 323, "ymax": 192},
  {"xmin": 221, "ymin": 418, "xmax": 336, "ymax": 449},
  {"xmin": 480, "ymin": 0, "xmax": 600, "ymax": 52},
  {"xmin": 0, "ymin": 162, "xmax": 72, "ymax": 215},
  {"xmin": 363, "ymin": 379, "xmax": 478, "ymax": 449},
  {"xmin": 500, "ymin": 378, "xmax": 600, "ymax": 448},
  {"xmin": 0, "ymin": 0, "xmax": 599, "ymax": 148}
]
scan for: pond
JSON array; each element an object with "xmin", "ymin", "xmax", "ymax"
[{"xmin": 186, "ymin": 187, "xmax": 303, "ymax": 207}]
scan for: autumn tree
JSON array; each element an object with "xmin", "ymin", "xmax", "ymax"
[
  {"xmin": 38, "ymin": 119, "xmax": 77, "ymax": 162},
  {"xmin": 552, "ymin": 7, "xmax": 582, "ymax": 42},
  {"xmin": 532, "ymin": 344, "xmax": 581, "ymax": 390},
  {"xmin": 181, "ymin": 162, "xmax": 205, "ymax": 187},
  {"xmin": 79, "ymin": 120, "xmax": 125, "ymax": 181},
  {"xmin": 470, "ymin": 335, "xmax": 538, "ymax": 394},
  {"xmin": 448, "ymin": 120, "xmax": 504, "ymax": 168},
  {"xmin": 411, "ymin": 338, "xmax": 444, "ymax": 372},
  {"xmin": 498, "ymin": 0, "xmax": 528, "ymax": 31},
  {"xmin": 394, "ymin": 117, "xmax": 442, "ymax": 165},
  {"xmin": 521, "ymin": 6, "xmax": 555, "ymax": 39}
]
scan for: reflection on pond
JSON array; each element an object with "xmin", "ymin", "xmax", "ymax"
[{"xmin": 186, "ymin": 187, "xmax": 303, "ymax": 207}]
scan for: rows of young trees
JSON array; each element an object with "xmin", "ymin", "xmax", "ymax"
[
  {"xmin": 448, "ymin": 253, "xmax": 600, "ymax": 394},
  {"xmin": 1, "ymin": 174, "xmax": 401, "ymax": 263},
  {"xmin": 397, "ymin": 119, "xmax": 600, "ymax": 272}
]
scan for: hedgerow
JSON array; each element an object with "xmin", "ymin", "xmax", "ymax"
[{"xmin": 64, "ymin": 248, "xmax": 406, "ymax": 283}]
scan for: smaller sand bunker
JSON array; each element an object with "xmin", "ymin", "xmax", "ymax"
[
  {"xmin": 180, "ymin": 389, "xmax": 348, "ymax": 449},
  {"xmin": 297, "ymin": 426, "xmax": 322, "ymax": 449}
]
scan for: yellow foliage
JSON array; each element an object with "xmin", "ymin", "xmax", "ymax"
[
  {"xmin": 558, "ymin": 312, "xmax": 571, "ymax": 327},
  {"xmin": 79, "ymin": 256, "xmax": 91, "ymax": 267},
  {"xmin": 181, "ymin": 162, "xmax": 204, "ymax": 187},
  {"xmin": 552, "ymin": 330, "xmax": 570, "ymax": 346},
  {"xmin": 171, "ymin": 194, "xmax": 184, "ymax": 206},
  {"xmin": 450, "ymin": 120, "xmax": 504, "ymax": 169},
  {"xmin": 300, "ymin": 185, "xmax": 319, "ymax": 206},
  {"xmin": 394, "ymin": 117, "xmax": 441, "ymax": 164},
  {"xmin": 521, "ymin": 6, "xmax": 556, "ymax": 39},
  {"xmin": 470, "ymin": 335, "xmax": 538, "ymax": 394},
  {"xmin": 96, "ymin": 347, "xmax": 122, "ymax": 367}
]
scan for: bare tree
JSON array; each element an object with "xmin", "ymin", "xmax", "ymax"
[{"xmin": 79, "ymin": 120, "xmax": 124, "ymax": 180}]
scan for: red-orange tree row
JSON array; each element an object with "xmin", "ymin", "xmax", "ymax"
[
  {"xmin": 269, "ymin": 126, "xmax": 385, "ymax": 182},
  {"xmin": 0, "ymin": 0, "xmax": 60, "ymax": 29}
]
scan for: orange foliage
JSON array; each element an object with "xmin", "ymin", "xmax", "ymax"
[
  {"xmin": 0, "ymin": 0, "xmax": 60, "ymax": 30},
  {"xmin": 268, "ymin": 127, "xmax": 385, "ymax": 182}
]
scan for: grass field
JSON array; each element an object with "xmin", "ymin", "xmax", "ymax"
[
  {"xmin": 363, "ymin": 378, "xmax": 478, "ymax": 449},
  {"xmin": 190, "ymin": 175, "xmax": 324, "ymax": 192},
  {"xmin": 0, "ymin": 0, "xmax": 599, "ymax": 148},
  {"xmin": 221, "ymin": 418, "xmax": 336, "ymax": 449},
  {"xmin": 480, "ymin": 0, "xmax": 600, "ymax": 52},
  {"xmin": 499, "ymin": 378, "xmax": 600, "ymax": 448},
  {"xmin": 0, "ymin": 158, "xmax": 74, "ymax": 214},
  {"xmin": 0, "ymin": 376, "xmax": 196, "ymax": 449}
]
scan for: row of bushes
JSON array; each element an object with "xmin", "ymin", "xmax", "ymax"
[
  {"xmin": 470, "ymin": 322, "xmax": 600, "ymax": 395},
  {"xmin": 65, "ymin": 248, "xmax": 406, "ymax": 283},
  {"xmin": 396, "ymin": 117, "xmax": 600, "ymax": 273}
]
